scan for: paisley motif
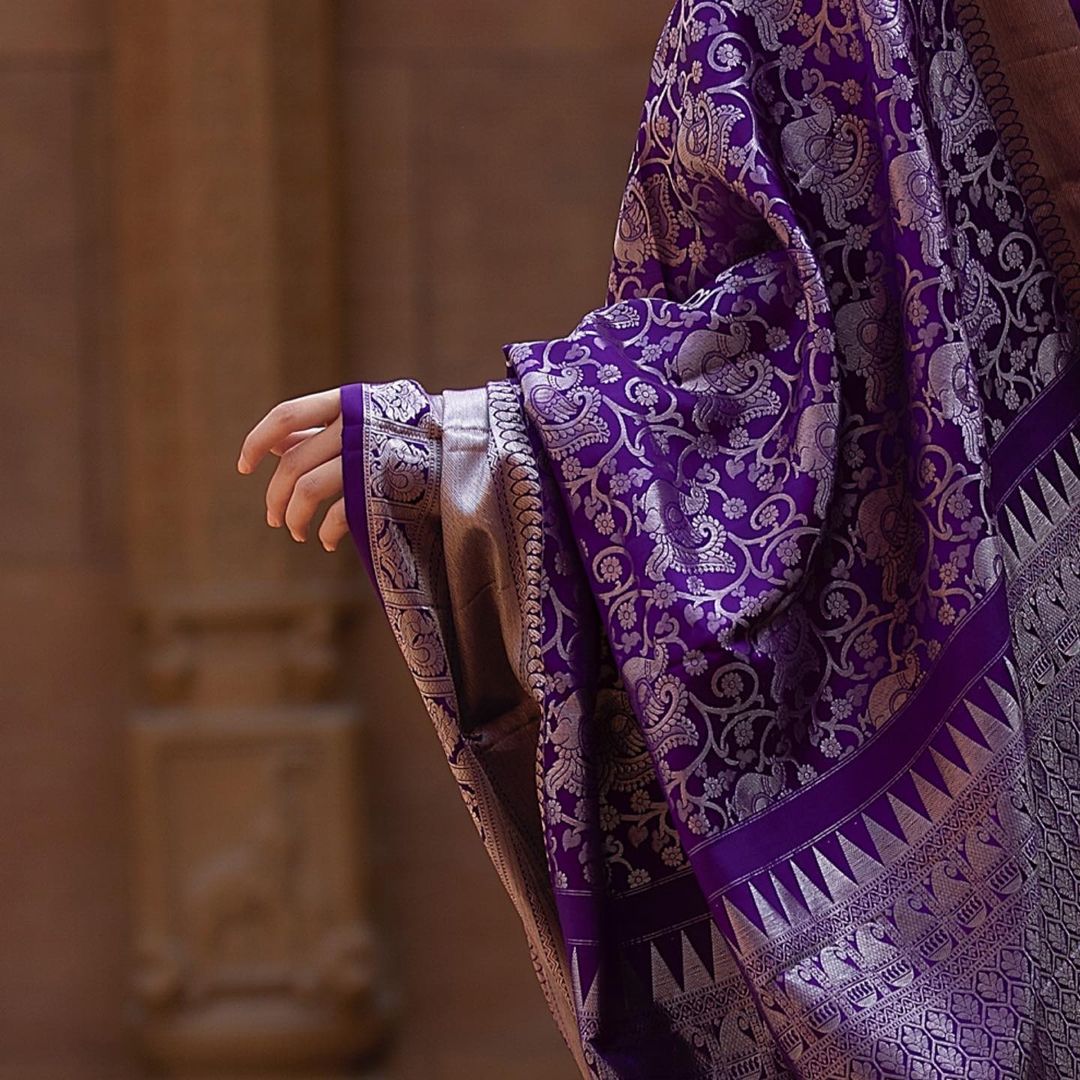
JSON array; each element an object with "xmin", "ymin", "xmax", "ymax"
[
  {"xmin": 392, "ymin": 607, "xmax": 445, "ymax": 680},
  {"xmin": 368, "ymin": 378, "xmax": 429, "ymax": 425},
  {"xmin": 595, "ymin": 687, "xmax": 656, "ymax": 794},
  {"xmin": 368, "ymin": 436, "xmax": 429, "ymax": 505},
  {"xmin": 622, "ymin": 649, "xmax": 699, "ymax": 757},
  {"xmin": 954, "ymin": 229, "xmax": 1002, "ymax": 344}
]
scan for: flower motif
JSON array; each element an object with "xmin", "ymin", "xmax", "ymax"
[
  {"xmin": 684, "ymin": 649, "xmax": 708, "ymax": 676},
  {"xmin": 766, "ymin": 326, "xmax": 790, "ymax": 350},
  {"xmin": 653, "ymin": 582, "xmax": 677, "ymax": 608},
  {"xmin": 820, "ymin": 734, "xmax": 842, "ymax": 758},
  {"xmin": 720, "ymin": 672, "xmax": 743, "ymax": 698}
]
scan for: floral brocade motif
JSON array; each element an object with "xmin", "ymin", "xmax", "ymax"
[
  {"xmin": 509, "ymin": 0, "xmax": 1073, "ymax": 859},
  {"xmin": 345, "ymin": 0, "xmax": 1080, "ymax": 1075}
]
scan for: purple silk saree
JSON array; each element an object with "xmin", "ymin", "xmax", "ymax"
[{"xmin": 342, "ymin": 0, "xmax": 1080, "ymax": 1075}]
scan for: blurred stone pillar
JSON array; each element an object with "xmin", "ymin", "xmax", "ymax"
[{"xmin": 110, "ymin": 2, "xmax": 385, "ymax": 1074}]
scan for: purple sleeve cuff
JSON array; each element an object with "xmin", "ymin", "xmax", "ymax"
[{"xmin": 340, "ymin": 382, "xmax": 381, "ymax": 603}]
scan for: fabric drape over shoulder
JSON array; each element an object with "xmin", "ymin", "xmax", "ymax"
[{"xmin": 342, "ymin": 0, "xmax": 1080, "ymax": 1075}]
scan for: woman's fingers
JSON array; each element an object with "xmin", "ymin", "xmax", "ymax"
[
  {"xmin": 237, "ymin": 388, "xmax": 340, "ymax": 474},
  {"xmin": 265, "ymin": 416, "xmax": 342, "ymax": 528},
  {"xmin": 318, "ymin": 497, "xmax": 349, "ymax": 552},
  {"xmin": 284, "ymin": 457, "xmax": 342, "ymax": 542},
  {"xmin": 270, "ymin": 427, "xmax": 324, "ymax": 456}
]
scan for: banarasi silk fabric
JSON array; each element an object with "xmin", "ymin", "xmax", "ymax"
[{"xmin": 341, "ymin": 0, "xmax": 1080, "ymax": 1075}]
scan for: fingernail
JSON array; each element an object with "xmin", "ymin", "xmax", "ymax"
[
  {"xmin": 323, "ymin": 542, "xmax": 336, "ymax": 553},
  {"xmin": 267, "ymin": 512, "xmax": 280, "ymax": 527},
  {"xmin": 237, "ymin": 456, "xmax": 248, "ymax": 474}
]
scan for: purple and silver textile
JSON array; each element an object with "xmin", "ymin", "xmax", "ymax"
[{"xmin": 342, "ymin": 0, "xmax": 1080, "ymax": 1075}]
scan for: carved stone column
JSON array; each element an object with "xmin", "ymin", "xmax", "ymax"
[{"xmin": 111, "ymin": 2, "xmax": 385, "ymax": 1072}]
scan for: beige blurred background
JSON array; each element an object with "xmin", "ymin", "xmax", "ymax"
[{"xmin": 0, "ymin": 1, "xmax": 669, "ymax": 1077}]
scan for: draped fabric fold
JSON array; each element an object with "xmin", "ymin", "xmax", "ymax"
[{"xmin": 343, "ymin": 1, "xmax": 1080, "ymax": 1075}]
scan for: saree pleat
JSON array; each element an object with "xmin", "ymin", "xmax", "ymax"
[{"xmin": 342, "ymin": 1, "xmax": 1080, "ymax": 1075}]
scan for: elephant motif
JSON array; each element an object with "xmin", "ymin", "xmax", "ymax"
[
  {"xmin": 888, "ymin": 148, "xmax": 946, "ymax": 266},
  {"xmin": 835, "ymin": 282, "xmax": 901, "ymax": 411},
  {"xmin": 732, "ymin": 759, "xmax": 788, "ymax": 820},
  {"xmin": 1036, "ymin": 332, "xmax": 1073, "ymax": 388},
  {"xmin": 781, "ymin": 96, "xmax": 878, "ymax": 229},
  {"xmin": 972, "ymin": 534, "xmax": 1003, "ymax": 591},
  {"xmin": 793, "ymin": 400, "xmax": 840, "ymax": 518},
  {"xmin": 867, "ymin": 652, "xmax": 920, "ymax": 729},
  {"xmin": 614, "ymin": 173, "xmax": 684, "ymax": 271},
  {"xmin": 672, "ymin": 326, "xmax": 782, "ymax": 429},
  {"xmin": 638, "ymin": 478, "xmax": 736, "ymax": 578},
  {"xmin": 928, "ymin": 45, "xmax": 993, "ymax": 161},
  {"xmin": 861, "ymin": 0, "xmax": 908, "ymax": 79},
  {"xmin": 727, "ymin": 0, "xmax": 799, "ymax": 50},
  {"xmin": 759, "ymin": 605, "xmax": 826, "ymax": 724},
  {"xmin": 927, "ymin": 340, "xmax": 983, "ymax": 460},
  {"xmin": 547, "ymin": 691, "xmax": 590, "ymax": 798},
  {"xmin": 596, "ymin": 687, "xmax": 656, "ymax": 795},
  {"xmin": 526, "ymin": 381, "xmax": 610, "ymax": 461},
  {"xmin": 675, "ymin": 92, "xmax": 743, "ymax": 176},
  {"xmin": 856, "ymin": 482, "xmax": 913, "ymax": 601}
]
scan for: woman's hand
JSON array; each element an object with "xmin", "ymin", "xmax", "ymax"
[{"xmin": 236, "ymin": 388, "xmax": 349, "ymax": 552}]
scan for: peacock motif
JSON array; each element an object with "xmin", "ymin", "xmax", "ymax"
[
  {"xmin": 781, "ymin": 94, "xmax": 879, "ymax": 229},
  {"xmin": 928, "ymin": 44, "xmax": 994, "ymax": 161},
  {"xmin": 526, "ymin": 380, "xmax": 610, "ymax": 461},
  {"xmin": 672, "ymin": 326, "xmax": 783, "ymax": 430},
  {"xmin": 638, "ymin": 477, "xmax": 737, "ymax": 579},
  {"xmin": 675, "ymin": 92, "xmax": 744, "ymax": 177},
  {"xmin": 613, "ymin": 173, "xmax": 684, "ymax": 272}
]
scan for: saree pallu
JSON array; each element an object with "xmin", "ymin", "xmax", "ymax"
[{"xmin": 342, "ymin": 0, "xmax": 1080, "ymax": 1075}]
